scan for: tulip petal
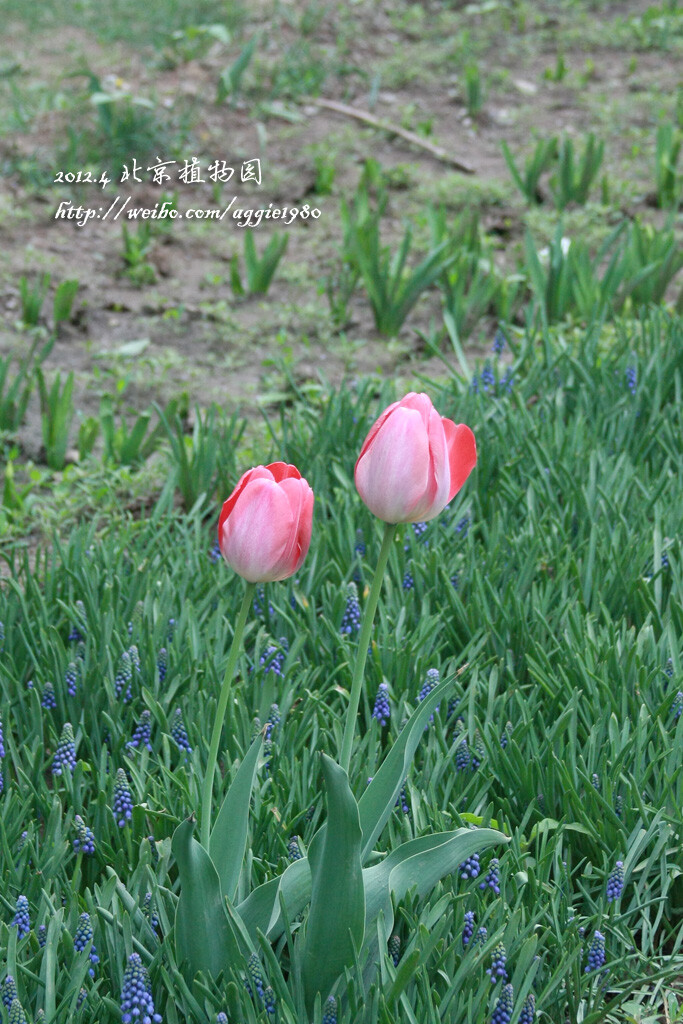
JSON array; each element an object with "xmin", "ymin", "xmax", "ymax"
[
  {"xmin": 219, "ymin": 465, "xmax": 275, "ymax": 535},
  {"xmin": 278, "ymin": 477, "xmax": 314, "ymax": 578},
  {"xmin": 443, "ymin": 421, "xmax": 477, "ymax": 502},
  {"xmin": 355, "ymin": 407, "xmax": 430, "ymax": 523},
  {"xmin": 220, "ymin": 477, "xmax": 293, "ymax": 583}
]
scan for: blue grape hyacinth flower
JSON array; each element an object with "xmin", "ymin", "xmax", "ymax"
[
  {"xmin": 417, "ymin": 668, "xmax": 440, "ymax": 723},
  {"xmin": 487, "ymin": 942, "xmax": 508, "ymax": 984},
  {"xmin": 491, "ymin": 983, "xmax": 514, "ymax": 1024},
  {"xmin": 11, "ymin": 896, "xmax": 30, "ymax": 939},
  {"xmin": 171, "ymin": 708, "xmax": 192, "ymax": 753},
  {"xmin": 246, "ymin": 953, "xmax": 265, "ymax": 1000},
  {"xmin": 459, "ymin": 853, "xmax": 481, "ymax": 881},
  {"xmin": 113, "ymin": 769, "xmax": 134, "ymax": 827},
  {"xmin": 606, "ymin": 861, "xmax": 624, "ymax": 902},
  {"xmin": 65, "ymin": 662, "xmax": 78, "ymax": 696},
  {"xmin": 340, "ymin": 582, "xmax": 362, "ymax": 636},
  {"xmin": 41, "ymin": 682, "xmax": 57, "ymax": 710},
  {"xmin": 8, "ymin": 999, "xmax": 27, "ymax": 1024},
  {"xmin": 322, "ymin": 996, "xmax": 337, "ymax": 1024},
  {"xmin": 157, "ymin": 648, "xmax": 167, "ymax": 683},
  {"xmin": 120, "ymin": 952, "xmax": 162, "ymax": 1024},
  {"xmin": 519, "ymin": 992, "xmax": 536, "ymax": 1023},
  {"xmin": 73, "ymin": 912, "xmax": 99, "ymax": 976},
  {"xmin": 388, "ymin": 934, "xmax": 401, "ymax": 966},
  {"xmin": 480, "ymin": 858, "xmax": 501, "ymax": 894},
  {"xmin": 372, "ymin": 682, "xmax": 391, "ymax": 726},
  {"xmin": 585, "ymin": 930, "xmax": 606, "ymax": 973},
  {"xmin": 2, "ymin": 975, "xmax": 17, "ymax": 1011},
  {"xmin": 462, "ymin": 910, "xmax": 475, "ymax": 948},
  {"xmin": 128, "ymin": 710, "xmax": 153, "ymax": 752},
  {"xmin": 115, "ymin": 650, "xmax": 134, "ymax": 703},
  {"xmin": 73, "ymin": 814, "xmax": 96, "ymax": 856},
  {"xmin": 52, "ymin": 723, "xmax": 77, "ymax": 776}
]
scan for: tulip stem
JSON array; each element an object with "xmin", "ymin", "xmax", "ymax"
[
  {"xmin": 200, "ymin": 581, "xmax": 255, "ymax": 850},
  {"xmin": 340, "ymin": 521, "xmax": 397, "ymax": 774}
]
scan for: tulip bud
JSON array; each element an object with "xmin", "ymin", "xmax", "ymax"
[
  {"xmin": 218, "ymin": 462, "xmax": 314, "ymax": 583},
  {"xmin": 355, "ymin": 392, "xmax": 476, "ymax": 523}
]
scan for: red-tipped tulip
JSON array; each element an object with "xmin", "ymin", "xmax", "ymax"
[
  {"xmin": 218, "ymin": 462, "xmax": 314, "ymax": 583},
  {"xmin": 354, "ymin": 392, "xmax": 477, "ymax": 524}
]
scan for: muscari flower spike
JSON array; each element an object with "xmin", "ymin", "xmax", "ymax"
[
  {"xmin": 473, "ymin": 925, "xmax": 488, "ymax": 949},
  {"xmin": 491, "ymin": 983, "xmax": 514, "ymax": 1024},
  {"xmin": 372, "ymin": 682, "xmax": 391, "ymax": 726},
  {"xmin": 471, "ymin": 729, "xmax": 485, "ymax": 770},
  {"xmin": 492, "ymin": 327, "xmax": 506, "ymax": 356},
  {"xmin": 585, "ymin": 930, "xmax": 606, "ymax": 973},
  {"xmin": 288, "ymin": 836, "xmax": 302, "ymax": 861},
  {"xmin": 167, "ymin": 617, "xmax": 176, "ymax": 644},
  {"xmin": 120, "ymin": 952, "xmax": 162, "ymax": 1024},
  {"xmin": 38, "ymin": 924, "xmax": 47, "ymax": 948},
  {"xmin": 128, "ymin": 709, "xmax": 153, "ymax": 752},
  {"xmin": 147, "ymin": 836, "xmax": 159, "ymax": 868},
  {"xmin": 253, "ymin": 587, "xmax": 274, "ymax": 618},
  {"xmin": 626, "ymin": 365, "xmax": 637, "ymax": 396},
  {"xmin": 487, "ymin": 942, "xmax": 508, "ymax": 984},
  {"xmin": 418, "ymin": 668, "xmax": 440, "ymax": 708},
  {"xmin": 11, "ymin": 896, "xmax": 30, "ymax": 939},
  {"xmin": 322, "ymin": 996, "xmax": 337, "ymax": 1024},
  {"xmin": 8, "ymin": 998, "xmax": 27, "ymax": 1024},
  {"xmin": 68, "ymin": 601, "xmax": 86, "ymax": 642},
  {"xmin": 41, "ymin": 682, "xmax": 57, "ymax": 710},
  {"xmin": 215, "ymin": 1015, "xmax": 228, "ymax": 1024},
  {"xmin": 246, "ymin": 952, "xmax": 265, "ymax": 1000},
  {"xmin": 606, "ymin": 860, "xmax": 624, "ymax": 903},
  {"xmin": 171, "ymin": 709, "xmax": 192, "ymax": 753},
  {"xmin": 266, "ymin": 703, "xmax": 280, "ymax": 740},
  {"xmin": 264, "ymin": 986, "xmax": 276, "ymax": 1016},
  {"xmin": 396, "ymin": 782, "xmax": 409, "ymax": 815},
  {"xmin": 480, "ymin": 858, "xmax": 501, "ymax": 895},
  {"xmin": 113, "ymin": 768, "xmax": 134, "ymax": 827},
  {"xmin": 340, "ymin": 582, "xmax": 361, "ymax": 636},
  {"xmin": 402, "ymin": 566, "xmax": 414, "ymax": 590},
  {"xmin": 388, "ymin": 934, "xmax": 401, "ymax": 966},
  {"xmin": 614, "ymin": 794, "xmax": 623, "ymax": 818},
  {"xmin": 260, "ymin": 637, "xmax": 288, "ymax": 676},
  {"xmin": 73, "ymin": 912, "xmax": 99, "ymax": 976},
  {"xmin": 519, "ymin": 992, "xmax": 536, "ymax": 1024},
  {"xmin": 73, "ymin": 814, "xmax": 96, "ymax": 856},
  {"xmin": 209, "ymin": 539, "xmax": 221, "ymax": 563},
  {"xmin": 500, "ymin": 721, "xmax": 513, "ymax": 749},
  {"xmin": 65, "ymin": 662, "xmax": 78, "ymax": 697},
  {"xmin": 462, "ymin": 910, "xmax": 475, "ymax": 948},
  {"xmin": 673, "ymin": 691, "xmax": 683, "ymax": 721},
  {"xmin": 142, "ymin": 892, "xmax": 159, "ymax": 932},
  {"xmin": 2, "ymin": 975, "xmax": 17, "ymax": 1011},
  {"xmin": 52, "ymin": 723, "xmax": 77, "ymax": 776},
  {"xmin": 157, "ymin": 648, "xmax": 167, "ymax": 683},
  {"xmin": 591, "ymin": 773, "xmax": 601, "ymax": 792},
  {"xmin": 115, "ymin": 651, "xmax": 134, "ymax": 703},
  {"xmin": 459, "ymin": 853, "xmax": 481, "ymax": 881},
  {"xmin": 455, "ymin": 735, "xmax": 471, "ymax": 772}
]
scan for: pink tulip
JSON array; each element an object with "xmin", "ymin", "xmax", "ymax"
[
  {"xmin": 354, "ymin": 392, "xmax": 477, "ymax": 524},
  {"xmin": 218, "ymin": 462, "xmax": 314, "ymax": 583}
]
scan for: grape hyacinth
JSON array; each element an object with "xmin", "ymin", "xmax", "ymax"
[
  {"xmin": 38, "ymin": 925, "xmax": 47, "ymax": 948},
  {"xmin": 171, "ymin": 708, "xmax": 192, "ymax": 753},
  {"xmin": 8, "ymin": 999, "xmax": 27, "ymax": 1024},
  {"xmin": 209, "ymin": 540, "xmax": 221, "ymax": 564},
  {"xmin": 113, "ymin": 769, "xmax": 134, "ymax": 827},
  {"xmin": 340, "ymin": 582, "xmax": 362, "ymax": 636},
  {"xmin": 73, "ymin": 913, "xmax": 99, "ymax": 976},
  {"xmin": 585, "ymin": 930, "xmax": 606, "ymax": 973},
  {"xmin": 68, "ymin": 601, "xmax": 86, "ymax": 642},
  {"xmin": 606, "ymin": 861, "xmax": 624, "ymax": 902},
  {"xmin": 215, "ymin": 1015, "xmax": 228, "ymax": 1024},
  {"xmin": 147, "ymin": 836, "xmax": 159, "ymax": 868},
  {"xmin": 664, "ymin": 657, "xmax": 674, "ymax": 679},
  {"xmin": 626, "ymin": 365, "xmax": 637, "ymax": 396},
  {"xmin": 491, "ymin": 983, "xmax": 514, "ymax": 1024},
  {"xmin": 492, "ymin": 328, "xmax": 506, "ymax": 355},
  {"xmin": 614, "ymin": 794, "xmax": 623, "ymax": 819},
  {"xmin": 167, "ymin": 618, "xmax": 176, "ymax": 644},
  {"xmin": 402, "ymin": 566, "xmax": 414, "ymax": 590},
  {"xmin": 462, "ymin": 910, "xmax": 476, "ymax": 948},
  {"xmin": 120, "ymin": 952, "xmax": 162, "ymax": 1023},
  {"xmin": 372, "ymin": 682, "xmax": 391, "ymax": 726},
  {"xmin": 480, "ymin": 858, "xmax": 501, "ymax": 894},
  {"xmin": 673, "ymin": 691, "xmax": 683, "ymax": 721},
  {"xmin": 142, "ymin": 892, "xmax": 159, "ymax": 932},
  {"xmin": 266, "ymin": 703, "xmax": 280, "ymax": 740},
  {"xmin": 288, "ymin": 836, "xmax": 302, "ymax": 861},
  {"xmin": 471, "ymin": 729, "xmax": 485, "ymax": 770},
  {"xmin": 487, "ymin": 942, "xmax": 508, "ymax": 984},
  {"xmin": 41, "ymin": 682, "xmax": 57, "ymax": 710},
  {"xmin": 455, "ymin": 514, "xmax": 470, "ymax": 537},
  {"xmin": 591, "ymin": 773, "xmax": 601, "ymax": 792},
  {"xmin": 2, "ymin": 975, "xmax": 17, "ymax": 1011},
  {"xmin": 417, "ymin": 668, "xmax": 440, "ymax": 722},
  {"xmin": 459, "ymin": 852, "xmax": 481, "ymax": 881},
  {"xmin": 157, "ymin": 648, "xmax": 167, "ymax": 683},
  {"xmin": 455, "ymin": 736, "xmax": 471, "ymax": 772},
  {"xmin": 388, "ymin": 934, "xmax": 401, "ymax": 966},
  {"xmin": 260, "ymin": 637, "xmax": 288, "ymax": 676},
  {"xmin": 481, "ymin": 362, "xmax": 496, "ymax": 392},
  {"xmin": 322, "ymin": 996, "xmax": 337, "ymax": 1024},
  {"xmin": 128, "ymin": 710, "xmax": 153, "ymax": 751},
  {"xmin": 52, "ymin": 723, "xmax": 77, "ymax": 776},
  {"xmin": 246, "ymin": 953, "xmax": 265, "ymax": 1000},
  {"xmin": 253, "ymin": 587, "xmax": 274, "ymax": 617},
  {"xmin": 73, "ymin": 814, "xmax": 96, "ymax": 856},
  {"xmin": 264, "ymin": 987, "xmax": 276, "ymax": 1016},
  {"xmin": 65, "ymin": 662, "xmax": 78, "ymax": 697},
  {"xmin": 519, "ymin": 992, "xmax": 536, "ymax": 1023},
  {"xmin": 473, "ymin": 925, "xmax": 488, "ymax": 949},
  {"xmin": 11, "ymin": 896, "xmax": 30, "ymax": 939},
  {"xmin": 396, "ymin": 782, "xmax": 409, "ymax": 814},
  {"xmin": 115, "ymin": 651, "xmax": 134, "ymax": 702},
  {"xmin": 500, "ymin": 721, "xmax": 513, "ymax": 748}
]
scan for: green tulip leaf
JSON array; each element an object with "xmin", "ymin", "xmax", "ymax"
[
  {"xmin": 358, "ymin": 676, "xmax": 454, "ymax": 861},
  {"xmin": 302, "ymin": 754, "xmax": 365, "ymax": 1013},
  {"xmin": 237, "ymin": 856, "xmax": 312, "ymax": 943},
  {"xmin": 210, "ymin": 735, "xmax": 263, "ymax": 901},
  {"xmin": 172, "ymin": 818, "xmax": 242, "ymax": 980}
]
